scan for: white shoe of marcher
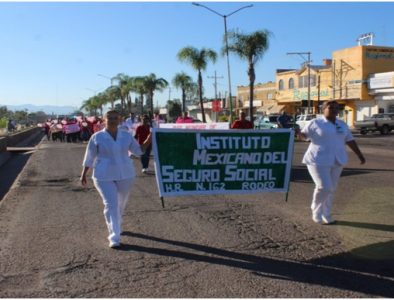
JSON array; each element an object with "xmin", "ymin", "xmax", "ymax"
[
  {"xmin": 322, "ymin": 216, "xmax": 336, "ymax": 225},
  {"xmin": 312, "ymin": 215, "xmax": 323, "ymax": 224},
  {"xmin": 142, "ymin": 168, "xmax": 147, "ymax": 173},
  {"xmin": 109, "ymin": 241, "xmax": 120, "ymax": 248}
]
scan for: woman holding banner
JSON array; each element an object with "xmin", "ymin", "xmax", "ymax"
[
  {"xmin": 296, "ymin": 101, "xmax": 365, "ymax": 225},
  {"xmin": 80, "ymin": 110, "xmax": 151, "ymax": 248}
]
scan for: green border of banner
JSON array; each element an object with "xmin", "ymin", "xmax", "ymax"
[{"xmin": 152, "ymin": 128, "xmax": 295, "ymax": 197}]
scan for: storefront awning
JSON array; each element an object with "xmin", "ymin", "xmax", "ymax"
[{"xmin": 257, "ymin": 104, "xmax": 285, "ymax": 114}]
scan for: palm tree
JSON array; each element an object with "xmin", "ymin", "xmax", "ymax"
[
  {"xmin": 224, "ymin": 29, "xmax": 271, "ymax": 122},
  {"xmin": 143, "ymin": 73, "xmax": 168, "ymax": 117},
  {"xmin": 172, "ymin": 72, "xmax": 193, "ymax": 113},
  {"xmin": 113, "ymin": 73, "xmax": 134, "ymax": 114},
  {"xmin": 104, "ymin": 85, "xmax": 121, "ymax": 109},
  {"xmin": 185, "ymin": 82, "xmax": 199, "ymax": 103},
  {"xmin": 80, "ymin": 97, "xmax": 99, "ymax": 116},
  {"xmin": 177, "ymin": 47, "xmax": 217, "ymax": 123},
  {"xmin": 92, "ymin": 93, "xmax": 108, "ymax": 117},
  {"xmin": 133, "ymin": 76, "xmax": 148, "ymax": 115}
]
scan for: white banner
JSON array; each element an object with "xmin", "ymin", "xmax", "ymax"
[{"xmin": 159, "ymin": 122, "xmax": 229, "ymax": 130}]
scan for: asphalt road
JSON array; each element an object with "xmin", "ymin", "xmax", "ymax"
[{"xmin": 0, "ymin": 132, "xmax": 393, "ymax": 297}]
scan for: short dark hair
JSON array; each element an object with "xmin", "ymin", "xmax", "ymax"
[
  {"xmin": 104, "ymin": 110, "xmax": 120, "ymax": 119},
  {"xmin": 322, "ymin": 100, "xmax": 339, "ymax": 110}
]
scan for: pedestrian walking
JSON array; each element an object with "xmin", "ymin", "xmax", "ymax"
[
  {"xmin": 277, "ymin": 111, "xmax": 291, "ymax": 128},
  {"xmin": 176, "ymin": 111, "xmax": 193, "ymax": 123},
  {"xmin": 134, "ymin": 114, "xmax": 152, "ymax": 174},
  {"xmin": 296, "ymin": 100, "xmax": 366, "ymax": 225},
  {"xmin": 231, "ymin": 111, "xmax": 253, "ymax": 129},
  {"xmin": 80, "ymin": 110, "xmax": 151, "ymax": 248}
]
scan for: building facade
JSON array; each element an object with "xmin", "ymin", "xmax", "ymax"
[
  {"xmin": 236, "ymin": 81, "xmax": 278, "ymax": 117},
  {"xmin": 274, "ymin": 45, "xmax": 394, "ymax": 126},
  {"xmin": 235, "ymin": 45, "xmax": 394, "ymax": 126},
  {"xmin": 275, "ymin": 61, "xmax": 332, "ymax": 116}
]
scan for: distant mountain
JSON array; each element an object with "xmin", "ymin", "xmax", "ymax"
[{"xmin": 3, "ymin": 104, "xmax": 79, "ymax": 115}]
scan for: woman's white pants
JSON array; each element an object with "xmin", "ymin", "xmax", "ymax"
[
  {"xmin": 307, "ymin": 164, "xmax": 343, "ymax": 223},
  {"xmin": 93, "ymin": 178, "xmax": 134, "ymax": 244}
]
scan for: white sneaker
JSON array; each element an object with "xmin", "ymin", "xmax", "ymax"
[
  {"xmin": 312, "ymin": 215, "xmax": 323, "ymax": 224},
  {"xmin": 142, "ymin": 168, "xmax": 147, "ymax": 173},
  {"xmin": 109, "ymin": 241, "xmax": 120, "ymax": 248},
  {"xmin": 322, "ymin": 216, "xmax": 336, "ymax": 225}
]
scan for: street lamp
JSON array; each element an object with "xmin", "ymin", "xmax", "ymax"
[
  {"xmin": 97, "ymin": 73, "xmax": 114, "ymax": 86},
  {"xmin": 192, "ymin": 2, "xmax": 253, "ymax": 123},
  {"xmin": 287, "ymin": 52, "xmax": 312, "ymax": 113},
  {"xmin": 85, "ymin": 87, "xmax": 98, "ymax": 95}
]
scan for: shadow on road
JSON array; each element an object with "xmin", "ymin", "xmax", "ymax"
[
  {"xmin": 0, "ymin": 153, "xmax": 32, "ymax": 200},
  {"xmin": 119, "ymin": 232, "xmax": 394, "ymax": 297},
  {"xmin": 290, "ymin": 166, "xmax": 394, "ymax": 183},
  {"xmin": 310, "ymin": 240, "xmax": 394, "ymax": 278},
  {"xmin": 335, "ymin": 220, "xmax": 394, "ymax": 233}
]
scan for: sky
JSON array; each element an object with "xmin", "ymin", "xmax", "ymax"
[{"xmin": 1, "ymin": 1, "xmax": 394, "ymax": 112}]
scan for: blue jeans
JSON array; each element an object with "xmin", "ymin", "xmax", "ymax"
[{"xmin": 141, "ymin": 144, "xmax": 152, "ymax": 169}]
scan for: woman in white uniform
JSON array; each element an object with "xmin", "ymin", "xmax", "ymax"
[
  {"xmin": 80, "ymin": 110, "xmax": 151, "ymax": 248},
  {"xmin": 296, "ymin": 101, "xmax": 366, "ymax": 225}
]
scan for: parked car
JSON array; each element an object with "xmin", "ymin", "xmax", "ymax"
[
  {"xmin": 254, "ymin": 115, "xmax": 279, "ymax": 129},
  {"xmin": 296, "ymin": 114, "xmax": 323, "ymax": 130},
  {"xmin": 354, "ymin": 113, "xmax": 394, "ymax": 135}
]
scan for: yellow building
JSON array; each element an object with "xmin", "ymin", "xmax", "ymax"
[
  {"xmin": 236, "ymin": 81, "xmax": 279, "ymax": 116},
  {"xmin": 275, "ymin": 61, "xmax": 332, "ymax": 116},
  {"xmin": 332, "ymin": 45, "xmax": 394, "ymax": 123},
  {"xmin": 274, "ymin": 45, "xmax": 394, "ymax": 126}
]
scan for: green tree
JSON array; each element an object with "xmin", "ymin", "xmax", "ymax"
[
  {"xmin": 80, "ymin": 98, "xmax": 99, "ymax": 116},
  {"xmin": 172, "ymin": 72, "xmax": 193, "ymax": 113},
  {"xmin": 143, "ymin": 73, "xmax": 168, "ymax": 117},
  {"xmin": 177, "ymin": 47, "xmax": 217, "ymax": 123},
  {"xmin": 105, "ymin": 85, "xmax": 121, "ymax": 109},
  {"xmin": 113, "ymin": 73, "xmax": 134, "ymax": 114},
  {"xmin": 13, "ymin": 110, "xmax": 28, "ymax": 123},
  {"xmin": 224, "ymin": 29, "xmax": 271, "ymax": 122},
  {"xmin": 0, "ymin": 106, "xmax": 12, "ymax": 119},
  {"xmin": 166, "ymin": 100, "xmax": 182, "ymax": 122},
  {"xmin": 185, "ymin": 82, "xmax": 199, "ymax": 103},
  {"xmin": 133, "ymin": 76, "xmax": 148, "ymax": 115}
]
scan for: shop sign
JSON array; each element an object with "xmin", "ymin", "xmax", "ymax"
[
  {"xmin": 369, "ymin": 75, "xmax": 394, "ymax": 89},
  {"xmin": 366, "ymin": 48, "xmax": 394, "ymax": 59},
  {"xmin": 293, "ymin": 89, "xmax": 329, "ymax": 100}
]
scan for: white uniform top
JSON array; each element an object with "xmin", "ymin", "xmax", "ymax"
[
  {"xmin": 124, "ymin": 118, "xmax": 134, "ymax": 130},
  {"xmin": 82, "ymin": 129, "xmax": 143, "ymax": 181},
  {"xmin": 301, "ymin": 116, "xmax": 354, "ymax": 166}
]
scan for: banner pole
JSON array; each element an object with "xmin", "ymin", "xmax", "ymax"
[
  {"xmin": 160, "ymin": 196, "xmax": 165, "ymax": 208},
  {"xmin": 285, "ymin": 130, "xmax": 296, "ymax": 202}
]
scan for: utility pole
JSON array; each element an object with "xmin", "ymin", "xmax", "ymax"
[
  {"xmin": 207, "ymin": 71, "xmax": 223, "ymax": 99},
  {"xmin": 317, "ymin": 72, "xmax": 321, "ymax": 113},
  {"xmin": 208, "ymin": 71, "xmax": 224, "ymax": 123},
  {"xmin": 287, "ymin": 51, "xmax": 312, "ymax": 113},
  {"xmin": 192, "ymin": 2, "xmax": 253, "ymax": 124}
]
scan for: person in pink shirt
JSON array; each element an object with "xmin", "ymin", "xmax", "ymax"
[{"xmin": 176, "ymin": 111, "xmax": 193, "ymax": 123}]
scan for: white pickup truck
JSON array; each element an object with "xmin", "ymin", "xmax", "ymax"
[
  {"xmin": 296, "ymin": 114, "xmax": 323, "ymax": 130},
  {"xmin": 354, "ymin": 113, "xmax": 394, "ymax": 135}
]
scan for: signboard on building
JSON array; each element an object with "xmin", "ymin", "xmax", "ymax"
[
  {"xmin": 369, "ymin": 73, "xmax": 394, "ymax": 89},
  {"xmin": 212, "ymin": 100, "xmax": 221, "ymax": 112},
  {"xmin": 243, "ymin": 100, "xmax": 263, "ymax": 108},
  {"xmin": 152, "ymin": 129, "xmax": 294, "ymax": 197},
  {"xmin": 366, "ymin": 48, "xmax": 394, "ymax": 60}
]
